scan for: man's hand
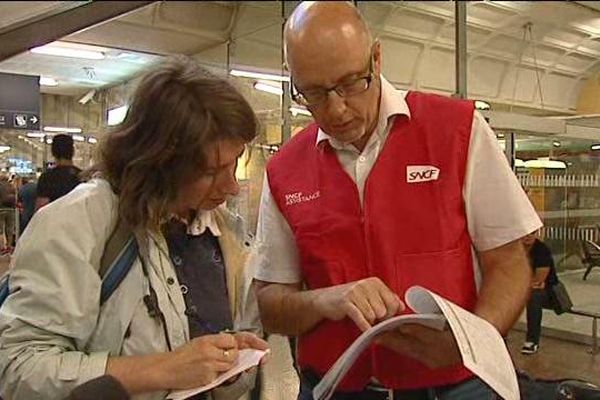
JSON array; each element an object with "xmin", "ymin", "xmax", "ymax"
[
  {"xmin": 375, "ymin": 324, "xmax": 462, "ymax": 369},
  {"xmin": 313, "ymin": 277, "xmax": 404, "ymax": 331},
  {"xmin": 531, "ymin": 281, "xmax": 545, "ymax": 289}
]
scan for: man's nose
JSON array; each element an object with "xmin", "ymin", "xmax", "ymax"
[{"xmin": 323, "ymin": 91, "xmax": 348, "ymax": 119}]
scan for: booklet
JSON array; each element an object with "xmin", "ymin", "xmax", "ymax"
[
  {"xmin": 167, "ymin": 348, "xmax": 269, "ymax": 400},
  {"xmin": 313, "ymin": 286, "xmax": 520, "ymax": 400}
]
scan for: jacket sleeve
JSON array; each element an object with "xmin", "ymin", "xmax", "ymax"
[{"xmin": 0, "ymin": 182, "xmax": 116, "ymax": 400}]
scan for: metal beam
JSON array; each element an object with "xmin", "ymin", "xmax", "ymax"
[
  {"xmin": 0, "ymin": 1, "xmax": 155, "ymax": 62},
  {"xmin": 454, "ymin": 1, "xmax": 467, "ymax": 98}
]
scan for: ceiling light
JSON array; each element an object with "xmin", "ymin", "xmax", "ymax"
[
  {"xmin": 0, "ymin": 146, "xmax": 11, "ymax": 153},
  {"xmin": 523, "ymin": 159, "xmax": 567, "ymax": 169},
  {"xmin": 107, "ymin": 105, "xmax": 129, "ymax": 126},
  {"xmin": 591, "ymin": 144, "xmax": 600, "ymax": 151},
  {"xmin": 78, "ymin": 89, "xmax": 96, "ymax": 105},
  {"xmin": 31, "ymin": 43, "xmax": 105, "ymax": 60},
  {"xmin": 39, "ymin": 77, "xmax": 58, "ymax": 86},
  {"xmin": 515, "ymin": 158, "xmax": 526, "ymax": 168},
  {"xmin": 254, "ymin": 82, "xmax": 283, "ymax": 96},
  {"xmin": 43, "ymin": 126, "xmax": 82, "ymax": 133},
  {"xmin": 231, "ymin": 69, "xmax": 290, "ymax": 82},
  {"xmin": 26, "ymin": 132, "xmax": 45, "ymax": 138},
  {"xmin": 290, "ymin": 106, "xmax": 312, "ymax": 117},
  {"xmin": 46, "ymin": 137, "xmax": 53, "ymax": 144},
  {"xmin": 72, "ymin": 134, "xmax": 85, "ymax": 142},
  {"xmin": 496, "ymin": 133, "xmax": 505, "ymax": 139},
  {"xmin": 552, "ymin": 141, "xmax": 561, "ymax": 147},
  {"xmin": 88, "ymin": 137, "xmax": 98, "ymax": 144},
  {"xmin": 475, "ymin": 100, "xmax": 491, "ymax": 110}
]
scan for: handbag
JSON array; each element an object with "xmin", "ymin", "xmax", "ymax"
[{"xmin": 547, "ymin": 281, "xmax": 573, "ymax": 315}]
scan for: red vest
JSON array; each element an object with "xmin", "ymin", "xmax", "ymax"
[{"xmin": 266, "ymin": 91, "xmax": 477, "ymax": 390}]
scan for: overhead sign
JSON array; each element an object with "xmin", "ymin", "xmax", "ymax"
[{"xmin": 0, "ymin": 72, "xmax": 40, "ymax": 131}]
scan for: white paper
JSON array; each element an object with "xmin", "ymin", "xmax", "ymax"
[
  {"xmin": 313, "ymin": 286, "xmax": 520, "ymax": 400},
  {"xmin": 425, "ymin": 289, "xmax": 520, "ymax": 400},
  {"xmin": 167, "ymin": 349, "xmax": 268, "ymax": 400}
]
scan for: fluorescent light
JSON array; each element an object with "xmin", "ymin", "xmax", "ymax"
[
  {"xmin": 231, "ymin": 69, "xmax": 290, "ymax": 82},
  {"xmin": 552, "ymin": 141, "xmax": 561, "ymax": 147},
  {"xmin": 254, "ymin": 82, "xmax": 283, "ymax": 96},
  {"xmin": 26, "ymin": 132, "xmax": 45, "ymax": 138},
  {"xmin": 72, "ymin": 134, "xmax": 85, "ymax": 142},
  {"xmin": 523, "ymin": 159, "xmax": 567, "ymax": 169},
  {"xmin": 290, "ymin": 106, "xmax": 312, "ymax": 117},
  {"xmin": 515, "ymin": 158, "xmax": 526, "ymax": 168},
  {"xmin": 78, "ymin": 89, "xmax": 96, "ymax": 105},
  {"xmin": 107, "ymin": 105, "xmax": 129, "ymax": 126},
  {"xmin": 43, "ymin": 126, "xmax": 82, "ymax": 133},
  {"xmin": 31, "ymin": 43, "xmax": 105, "ymax": 60},
  {"xmin": 591, "ymin": 144, "xmax": 600, "ymax": 151},
  {"xmin": 88, "ymin": 137, "xmax": 98, "ymax": 144},
  {"xmin": 39, "ymin": 77, "xmax": 58, "ymax": 86},
  {"xmin": 475, "ymin": 100, "xmax": 490, "ymax": 110},
  {"xmin": 0, "ymin": 146, "xmax": 11, "ymax": 152}
]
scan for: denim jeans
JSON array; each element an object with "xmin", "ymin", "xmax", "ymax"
[
  {"xmin": 298, "ymin": 375, "xmax": 497, "ymax": 400},
  {"xmin": 526, "ymin": 288, "xmax": 551, "ymax": 344}
]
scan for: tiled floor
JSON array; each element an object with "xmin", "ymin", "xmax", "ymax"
[{"xmin": 507, "ymin": 330, "xmax": 600, "ymax": 385}]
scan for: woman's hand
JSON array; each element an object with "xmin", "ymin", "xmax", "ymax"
[{"xmin": 159, "ymin": 333, "xmax": 240, "ymax": 390}]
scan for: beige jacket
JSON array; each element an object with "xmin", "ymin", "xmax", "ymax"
[{"xmin": 0, "ymin": 179, "xmax": 298, "ymax": 400}]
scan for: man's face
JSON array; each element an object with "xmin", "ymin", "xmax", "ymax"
[
  {"xmin": 289, "ymin": 41, "xmax": 382, "ymax": 145},
  {"xmin": 172, "ymin": 139, "xmax": 245, "ymax": 215}
]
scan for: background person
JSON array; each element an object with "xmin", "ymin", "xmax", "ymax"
[
  {"xmin": 35, "ymin": 134, "xmax": 82, "ymax": 210},
  {"xmin": 521, "ymin": 231, "xmax": 559, "ymax": 355}
]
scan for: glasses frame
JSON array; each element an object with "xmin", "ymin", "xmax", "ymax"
[{"xmin": 290, "ymin": 46, "xmax": 376, "ymax": 108}]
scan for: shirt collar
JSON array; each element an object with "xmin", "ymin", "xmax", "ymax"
[
  {"xmin": 315, "ymin": 75, "xmax": 411, "ymax": 148},
  {"xmin": 176, "ymin": 209, "xmax": 222, "ymax": 237}
]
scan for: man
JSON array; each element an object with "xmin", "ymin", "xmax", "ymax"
[
  {"xmin": 521, "ymin": 231, "xmax": 558, "ymax": 355},
  {"xmin": 0, "ymin": 174, "xmax": 15, "ymax": 253},
  {"xmin": 36, "ymin": 134, "xmax": 81, "ymax": 209},
  {"xmin": 254, "ymin": 2, "xmax": 541, "ymax": 399},
  {"xmin": 17, "ymin": 177, "xmax": 36, "ymax": 234}
]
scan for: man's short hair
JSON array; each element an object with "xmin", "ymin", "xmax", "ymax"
[{"xmin": 51, "ymin": 134, "xmax": 75, "ymax": 160}]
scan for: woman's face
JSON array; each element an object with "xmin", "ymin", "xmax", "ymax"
[{"xmin": 172, "ymin": 139, "xmax": 245, "ymax": 216}]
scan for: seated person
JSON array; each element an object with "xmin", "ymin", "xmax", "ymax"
[{"xmin": 521, "ymin": 231, "xmax": 558, "ymax": 355}]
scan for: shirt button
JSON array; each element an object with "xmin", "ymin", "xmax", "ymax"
[
  {"xmin": 172, "ymin": 255, "xmax": 183, "ymax": 266},
  {"xmin": 358, "ymin": 155, "xmax": 366, "ymax": 163},
  {"xmin": 167, "ymin": 277, "xmax": 175, "ymax": 285}
]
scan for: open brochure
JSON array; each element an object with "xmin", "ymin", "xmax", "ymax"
[
  {"xmin": 313, "ymin": 286, "xmax": 520, "ymax": 400},
  {"xmin": 167, "ymin": 349, "xmax": 268, "ymax": 400}
]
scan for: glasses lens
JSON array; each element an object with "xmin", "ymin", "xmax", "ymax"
[{"xmin": 340, "ymin": 78, "xmax": 369, "ymax": 96}]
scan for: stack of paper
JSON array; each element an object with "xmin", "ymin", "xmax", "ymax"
[{"xmin": 313, "ymin": 286, "xmax": 520, "ymax": 400}]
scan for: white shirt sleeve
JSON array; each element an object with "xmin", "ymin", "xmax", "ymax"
[
  {"xmin": 464, "ymin": 111, "xmax": 543, "ymax": 251},
  {"xmin": 253, "ymin": 173, "xmax": 302, "ymax": 284}
]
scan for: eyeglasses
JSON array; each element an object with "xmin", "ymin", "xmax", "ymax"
[{"xmin": 291, "ymin": 50, "xmax": 375, "ymax": 107}]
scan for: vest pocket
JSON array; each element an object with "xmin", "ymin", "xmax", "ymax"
[{"xmin": 394, "ymin": 247, "xmax": 475, "ymax": 308}]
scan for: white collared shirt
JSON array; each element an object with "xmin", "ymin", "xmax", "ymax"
[
  {"xmin": 254, "ymin": 76, "xmax": 542, "ymax": 284},
  {"xmin": 185, "ymin": 209, "xmax": 222, "ymax": 237}
]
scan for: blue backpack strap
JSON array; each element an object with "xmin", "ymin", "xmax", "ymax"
[
  {"xmin": 0, "ymin": 274, "xmax": 9, "ymax": 306},
  {"xmin": 100, "ymin": 236, "xmax": 138, "ymax": 306}
]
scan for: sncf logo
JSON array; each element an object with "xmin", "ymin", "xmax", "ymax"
[
  {"xmin": 285, "ymin": 190, "xmax": 321, "ymax": 206},
  {"xmin": 406, "ymin": 165, "xmax": 440, "ymax": 183}
]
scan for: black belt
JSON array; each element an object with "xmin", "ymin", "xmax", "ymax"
[{"xmin": 301, "ymin": 369, "xmax": 434, "ymax": 400}]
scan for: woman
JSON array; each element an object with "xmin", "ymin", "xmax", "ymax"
[{"xmin": 0, "ymin": 57, "xmax": 268, "ymax": 399}]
